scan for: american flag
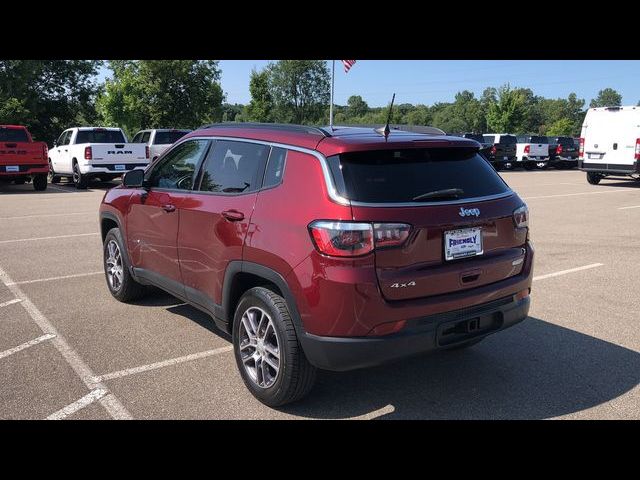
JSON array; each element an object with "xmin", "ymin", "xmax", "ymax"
[{"xmin": 341, "ymin": 60, "xmax": 356, "ymax": 73}]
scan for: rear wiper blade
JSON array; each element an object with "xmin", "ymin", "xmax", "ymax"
[{"xmin": 412, "ymin": 188, "xmax": 464, "ymax": 201}]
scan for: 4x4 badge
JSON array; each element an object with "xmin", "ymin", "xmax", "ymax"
[{"xmin": 459, "ymin": 207, "xmax": 480, "ymax": 217}]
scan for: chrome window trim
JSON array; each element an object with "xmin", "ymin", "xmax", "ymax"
[{"xmin": 165, "ymin": 135, "xmax": 514, "ymax": 208}]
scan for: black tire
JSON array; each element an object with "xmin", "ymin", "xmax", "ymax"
[
  {"xmin": 523, "ymin": 163, "xmax": 535, "ymax": 171},
  {"xmin": 33, "ymin": 174, "xmax": 47, "ymax": 191},
  {"xmin": 48, "ymin": 160, "xmax": 61, "ymax": 184},
  {"xmin": 233, "ymin": 287, "xmax": 316, "ymax": 407},
  {"xmin": 73, "ymin": 162, "xmax": 88, "ymax": 189},
  {"xmin": 587, "ymin": 172, "xmax": 602, "ymax": 185},
  {"xmin": 103, "ymin": 228, "xmax": 147, "ymax": 302},
  {"xmin": 444, "ymin": 337, "xmax": 485, "ymax": 351}
]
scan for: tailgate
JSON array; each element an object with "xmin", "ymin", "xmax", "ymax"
[
  {"xmin": 0, "ymin": 142, "xmax": 46, "ymax": 167},
  {"xmin": 529, "ymin": 144, "xmax": 547, "ymax": 156},
  {"xmin": 89, "ymin": 143, "xmax": 147, "ymax": 164},
  {"xmin": 353, "ymin": 196, "xmax": 527, "ymax": 301}
]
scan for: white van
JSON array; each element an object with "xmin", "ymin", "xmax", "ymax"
[{"xmin": 579, "ymin": 106, "xmax": 640, "ymax": 184}]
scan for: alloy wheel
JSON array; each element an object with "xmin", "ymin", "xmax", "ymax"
[
  {"xmin": 239, "ymin": 306, "xmax": 281, "ymax": 388},
  {"xmin": 106, "ymin": 240, "xmax": 124, "ymax": 291}
]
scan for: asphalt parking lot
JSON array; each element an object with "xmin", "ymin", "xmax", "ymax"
[{"xmin": 1, "ymin": 170, "xmax": 639, "ymax": 419}]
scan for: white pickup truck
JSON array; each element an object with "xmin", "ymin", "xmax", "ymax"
[
  {"xmin": 48, "ymin": 127, "xmax": 149, "ymax": 189},
  {"xmin": 131, "ymin": 128, "xmax": 191, "ymax": 162},
  {"xmin": 515, "ymin": 135, "xmax": 550, "ymax": 170}
]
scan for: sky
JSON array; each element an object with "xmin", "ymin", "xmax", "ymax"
[{"xmin": 98, "ymin": 60, "xmax": 640, "ymax": 107}]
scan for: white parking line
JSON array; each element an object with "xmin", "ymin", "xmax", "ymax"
[
  {"xmin": 46, "ymin": 388, "xmax": 107, "ymax": 420},
  {"xmin": 0, "ymin": 212, "xmax": 94, "ymax": 220},
  {"xmin": 0, "ymin": 263, "xmax": 132, "ymax": 420},
  {"xmin": 0, "ymin": 298, "xmax": 22, "ymax": 308},
  {"xmin": 0, "ymin": 232, "xmax": 99, "ymax": 244},
  {"xmin": 0, "ymin": 333, "xmax": 56, "ymax": 360},
  {"xmin": 92, "ymin": 345, "xmax": 234, "ymax": 383},
  {"xmin": 522, "ymin": 190, "xmax": 631, "ymax": 200},
  {"xmin": 533, "ymin": 263, "xmax": 604, "ymax": 281},
  {"xmin": 5, "ymin": 271, "xmax": 103, "ymax": 286},
  {"xmin": 618, "ymin": 205, "xmax": 640, "ymax": 210},
  {"xmin": 350, "ymin": 404, "xmax": 396, "ymax": 420}
]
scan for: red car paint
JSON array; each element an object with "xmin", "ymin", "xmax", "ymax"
[
  {"xmin": 0, "ymin": 125, "xmax": 48, "ymax": 181},
  {"xmin": 100, "ymin": 124, "xmax": 533, "ymax": 371}
]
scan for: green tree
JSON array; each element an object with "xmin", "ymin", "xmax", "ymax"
[
  {"xmin": 244, "ymin": 69, "xmax": 274, "ymax": 122},
  {"xmin": 97, "ymin": 60, "xmax": 224, "ymax": 138},
  {"xmin": 590, "ymin": 88, "xmax": 622, "ymax": 108},
  {"xmin": 0, "ymin": 60, "xmax": 101, "ymax": 142},
  {"xmin": 545, "ymin": 117, "xmax": 575, "ymax": 136},
  {"xmin": 346, "ymin": 95, "xmax": 369, "ymax": 118},
  {"xmin": 486, "ymin": 84, "xmax": 527, "ymax": 133},
  {"xmin": 266, "ymin": 60, "xmax": 330, "ymax": 124}
]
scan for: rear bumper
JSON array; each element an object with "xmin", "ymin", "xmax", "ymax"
[
  {"xmin": 0, "ymin": 164, "xmax": 48, "ymax": 176},
  {"xmin": 80, "ymin": 163, "xmax": 148, "ymax": 175},
  {"xmin": 578, "ymin": 160, "xmax": 639, "ymax": 174},
  {"xmin": 300, "ymin": 295, "xmax": 530, "ymax": 371}
]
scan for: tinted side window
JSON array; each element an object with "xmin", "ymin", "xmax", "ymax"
[
  {"xmin": 198, "ymin": 140, "xmax": 270, "ymax": 194},
  {"xmin": 149, "ymin": 140, "xmax": 209, "ymax": 190},
  {"xmin": 132, "ymin": 132, "xmax": 143, "ymax": 143},
  {"xmin": 56, "ymin": 131, "xmax": 68, "ymax": 146},
  {"xmin": 263, "ymin": 147, "xmax": 287, "ymax": 188},
  {"xmin": 141, "ymin": 132, "xmax": 151, "ymax": 143}
]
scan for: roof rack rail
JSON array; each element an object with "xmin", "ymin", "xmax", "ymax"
[
  {"xmin": 335, "ymin": 124, "xmax": 445, "ymax": 135},
  {"xmin": 196, "ymin": 122, "xmax": 332, "ymax": 137}
]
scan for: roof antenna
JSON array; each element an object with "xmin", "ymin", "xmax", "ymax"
[{"xmin": 375, "ymin": 93, "xmax": 395, "ymax": 139}]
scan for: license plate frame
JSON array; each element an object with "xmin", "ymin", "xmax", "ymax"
[
  {"xmin": 444, "ymin": 227, "xmax": 483, "ymax": 261},
  {"xmin": 114, "ymin": 164, "xmax": 126, "ymax": 171},
  {"xmin": 5, "ymin": 165, "xmax": 19, "ymax": 172}
]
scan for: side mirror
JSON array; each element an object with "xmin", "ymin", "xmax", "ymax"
[
  {"xmin": 122, "ymin": 169, "xmax": 146, "ymax": 188},
  {"xmin": 53, "ymin": 141, "xmax": 57, "ymax": 147}
]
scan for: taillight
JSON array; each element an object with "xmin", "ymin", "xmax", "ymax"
[
  {"xmin": 490, "ymin": 145, "xmax": 496, "ymax": 154},
  {"xmin": 43, "ymin": 144, "xmax": 48, "ymax": 158},
  {"xmin": 84, "ymin": 146, "xmax": 92, "ymax": 160},
  {"xmin": 513, "ymin": 204, "xmax": 529, "ymax": 228},
  {"xmin": 308, "ymin": 221, "xmax": 411, "ymax": 257},
  {"xmin": 635, "ymin": 139, "xmax": 640, "ymax": 160},
  {"xmin": 373, "ymin": 223, "xmax": 411, "ymax": 248},
  {"xmin": 579, "ymin": 138, "xmax": 585, "ymax": 159},
  {"xmin": 145, "ymin": 146, "xmax": 150, "ymax": 159},
  {"xmin": 556, "ymin": 144, "xmax": 563, "ymax": 155},
  {"xmin": 524, "ymin": 145, "xmax": 530, "ymax": 154}
]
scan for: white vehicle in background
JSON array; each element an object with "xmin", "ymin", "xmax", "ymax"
[
  {"xmin": 515, "ymin": 135, "xmax": 550, "ymax": 170},
  {"xmin": 48, "ymin": 127, "xmax": 149, "ymax": 189},
  {"xmin": 131, "ymin": 128, "xmax": 191, "ymax": 162},
  {"xmin": 579, "ymin": 106, "xmax": 640, "ymax": 184}
]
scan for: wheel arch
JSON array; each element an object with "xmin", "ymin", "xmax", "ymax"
[{"xmin": 221, "ymin": 261, "xmax": 304, "ymax": 336}]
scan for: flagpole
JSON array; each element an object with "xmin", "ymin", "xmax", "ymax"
[{"xmin": 329, "ymin": 60, "xmax": 335, "ymax": 129}]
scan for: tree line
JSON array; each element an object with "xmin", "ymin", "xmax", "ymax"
[{"xmin": 0, "ymin": 60, "xmax": 631, "ymax": 143}]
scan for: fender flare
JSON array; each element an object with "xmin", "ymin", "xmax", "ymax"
[{"xmin": 221, "ymin": 261, "xmax": 305, "ymax": 335}]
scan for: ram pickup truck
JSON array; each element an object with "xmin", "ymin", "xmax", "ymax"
[
  {"xmin": 131, "ymin": 128, "xmax": 191, "ymax": 163},
  {"xmin": 516, "ymin": 135, "xmax": 549, "ymax": 170},
  {"xmin": 48, "ymin": 127, "xmax": 149, "ymax": 189},
  {"xmin": 0, "ymin": 125, "xmax": 49, "ymax": 191},
  {"xmin": 482, "ymin": 134, "xmax": 517, "ymax": 170},
  {"xmin": 547, "ymin": 136, "xmax": 578, "ymax": 169}
]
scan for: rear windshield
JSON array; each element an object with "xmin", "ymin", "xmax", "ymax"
[
  {"xmin": 529, "ymin": 136, "xmax": 546, "ymax": 143},
  {"xmin": 75, "ymin": 130, "xmax": 126, "ymax": 144},
  {"xmin": 498, "ymin": 135, "xmax": 517, "ymax": 145},
  {"xmin": 556, "ymin": 137, "xmax": 573, "ymax": 145},
  {"xmin": 0, "ymin": 128, "xmax": 29, "ymax": 142},
  {"xmin": 154, "ymin": 131, "xmax": 189, "ymax": 145},
  {"xmin": 327, "ymin": 148, "xmax": 510, "ymax": 204},
  {"xmin": 483, "ymin": 135, "xmax": 495, "ymax": 144},
  {"xmin": 516, "ymin": 135, "xmax": 530, "ymax": 143}
]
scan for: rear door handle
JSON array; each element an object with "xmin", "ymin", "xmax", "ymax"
[
  {"xmin": 222, "ymin": 210, "xmax": 244, "ymax": 221},
  {"xmin": 162, "ymin": 204, "xmax": 176, "ymax": 213}
]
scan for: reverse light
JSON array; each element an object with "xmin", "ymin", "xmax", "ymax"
[
  {"xmin": 513, "ymin": 204, "xmax": 529, "ymax": 228},
  {"xmin": 579, "ymin": 138, "xmax": 585, "ymax": 159},
  {"xmin": 84, "ymin": 146, "xmax": 92, "ymax": 160},
  {"xmin": 308, "ymin": 221, "xmax": 411, "ymax": 257}
]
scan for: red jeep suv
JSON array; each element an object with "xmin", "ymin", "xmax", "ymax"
[{"xmin": 99, "ymin": 123, "xmax": 534, "ymax": 406}]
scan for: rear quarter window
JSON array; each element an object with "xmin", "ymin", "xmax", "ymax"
[{"xmin": 327, "ymin": 147, "xmax": 510, "ymax": 204}]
